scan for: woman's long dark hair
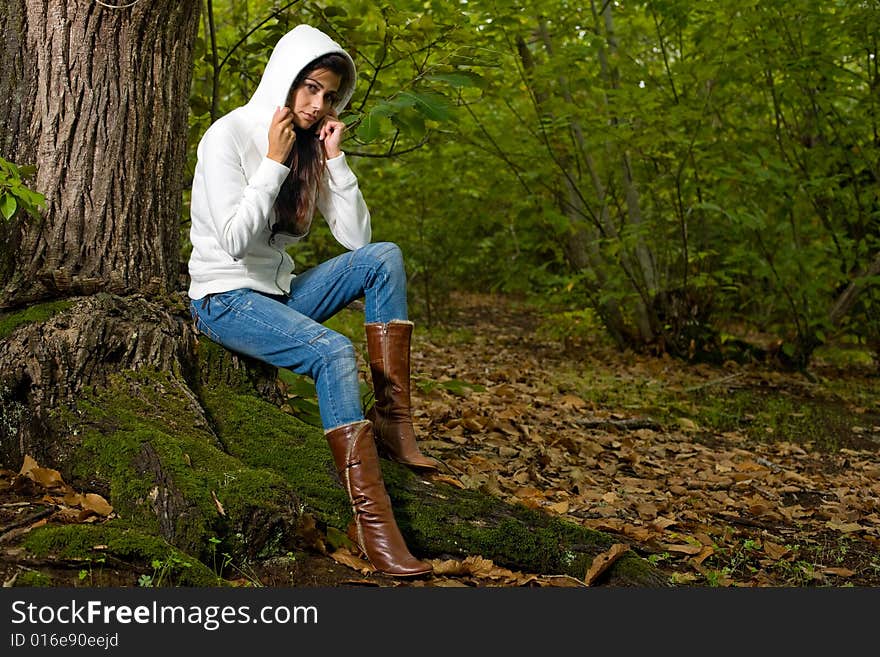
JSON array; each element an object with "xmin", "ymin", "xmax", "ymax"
[{"xmin": 273, "ymin": 53, "xmax": 351, "ymax": 237}]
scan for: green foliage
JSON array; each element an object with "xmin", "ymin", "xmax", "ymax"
[
  {"xmin": 182, "ymin": 1, "xmax": 880, "ymax": 367},
  {"xmin": 0, "ymin": 156, "xmax": 45, "ymax": 223}
]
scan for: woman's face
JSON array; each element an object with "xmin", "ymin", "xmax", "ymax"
[{"xmin": 288, "ymin": 68, "xmax": 342, "ymax": 129}]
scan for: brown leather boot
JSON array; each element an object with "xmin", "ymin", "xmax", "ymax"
[
  {"xmin": 325, "ymin": 420, "xmax": 432, "ymax": 577},
  {"xmin": 365, "ymin": 320, "xmax": 441, "ymax": 472}
]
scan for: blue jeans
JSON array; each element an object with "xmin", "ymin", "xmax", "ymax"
[{"xmin": 189, "ymin": 242, "xmax": 408, "ymax": 430}]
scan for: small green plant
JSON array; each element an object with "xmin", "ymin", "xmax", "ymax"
[
  {"xmin": 0, "ymin": 156, "xmax": 45, "ymax": 222},
  {"xmin": 208, "ymin": 536, "xmax": 233, "ymax": 577},
  {"xmin": 138, "ymin": 554, "xmax": 193, "ymax": 587},
  {"xmin": 647, "ymin": 551, "xmax": 672, "ymax": 565},
  {"xmin": 75, "ymin": 556, "xmax": 105, "ymax": 586}
]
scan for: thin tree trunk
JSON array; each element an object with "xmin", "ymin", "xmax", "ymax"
[{"xmin": 591, "ymin": 0, "xmax": 657, "ymax": 342}]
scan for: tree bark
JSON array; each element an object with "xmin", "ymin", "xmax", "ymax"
[{"xmin": 0, "ymin": 0, "xmax": 200, "ymax": 308}]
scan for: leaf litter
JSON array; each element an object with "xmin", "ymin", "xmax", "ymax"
[{"xmin": 400, "ymin": 292, "xmax": 880, "ymax": 587}]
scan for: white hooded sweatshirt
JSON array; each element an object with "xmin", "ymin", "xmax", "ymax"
[{"xmin": 187, "ymin": 24, "xmax": 371, "ymax": 300}]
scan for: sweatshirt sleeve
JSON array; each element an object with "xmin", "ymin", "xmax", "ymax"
[
  {"xmin": 199, "ymin": 123, "xmax": 290, "ymax": 259},
  {"xmin": 317, "ymin": 153, "xmax": 371, "ymax": 250}
]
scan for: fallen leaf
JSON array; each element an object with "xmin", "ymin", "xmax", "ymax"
[
  {"xmin": 330, "ymin": 548, "xmax": 373, "ymax": 574},
  {"xmin": 82, "ymin": 493, "xmax": 113, "ymax": 516},
  {"xmin": 27, "ymin": 466, "xmax": 65, "ymax": 490},
  {"xmin": 661, "ymin": 543, "xmax": 704, "ymax": 555},
  {"xmin": 547, "ymin": 500, "xmax": 570, "ymax": 514},
  {"xmin": 691, "ymin": 545, "xmax": 715, "ymax": 566},
  {"xmin": 19, "ymin": 455, "xmax": 39, "ymax": 476},
  {"xmin": 211, "ymin": 490, "xmax": 226, "ymax": 517},
  {"xmin": 762, "ymin": 541, "xmax": 790, "ymax": 560},
  {"xmin": 826, "ymin": 520, "xmax": 864, "ymax": 533},
  {"xmin": 584, "ymin": 543, "xmax": 629, "ymax": 586},
  {"xmin": 432, "ymin": 474, "xmax": 466, "ymax": 489}
]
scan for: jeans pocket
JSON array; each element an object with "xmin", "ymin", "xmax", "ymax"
[{"xmin": 190, "ymin": 302, "xmax": 223, "ymax": 344}]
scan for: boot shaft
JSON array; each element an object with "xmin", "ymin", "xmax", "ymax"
[{"xmin": 365, "ymin": 320, "xmax": 413, "ymax": 404}]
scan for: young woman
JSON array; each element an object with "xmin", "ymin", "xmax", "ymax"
[{"xmin": 187, "ymin": 24, "xmax": 437, "ymax": 577}]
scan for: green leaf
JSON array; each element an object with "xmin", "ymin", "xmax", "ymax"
[
  {"xmin": 398, "ymin": 90, "xmax": 452, "ymax": 121},
  {"xmin": 390, "ymin": 108, "xmax": 426, "ymax": 139},
  {"xmin": 428, "ymin": 72, "xmax": 486, "ymax": 89},
  {"xmin": 356, "ymin": 111, "xmax": 383, "ymax": 141},
  {"xmin": 1, "ymin": 193, "xmax": 17, "ymax": 220}
]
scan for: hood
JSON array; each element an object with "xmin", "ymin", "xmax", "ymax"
[{"xmin": 245, "ymin": 24, "xmax": 357, "ymax": 117}]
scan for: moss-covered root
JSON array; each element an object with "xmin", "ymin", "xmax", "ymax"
[
  {"xmin": 68, "ymin": 368, "xmax": 308, "ymax": 566},
  {"xmin": 204, "ymin": 387, "xmax": 669, "ymax": 586},
  {"xmin": 386, "ymin": 469, "xmax": 670, "ymax": 586},
  {"xmin": 20, "ymin": 524, "xmax": 221, "ymax": 587}
]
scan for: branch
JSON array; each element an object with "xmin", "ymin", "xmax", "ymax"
[
  {"xmin": 217, "ymin": 1, "xmax": 303, "ymax": 74},
  {"xmin": 344, "ymin": 134, "xmax": 431, "ymax": 158},
  {"xmin": 830, "ymin": 251, "xmax": 880, "ymax": 327}
]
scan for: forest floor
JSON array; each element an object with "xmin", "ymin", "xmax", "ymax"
[{"xmin": 2, "ymin": 291, "xmax": 879, "ymax": 588}]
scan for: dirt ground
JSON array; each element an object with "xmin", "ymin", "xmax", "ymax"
[{"xmin": 2, "ymin": 292, "xmax": 878, "ymax": 588}]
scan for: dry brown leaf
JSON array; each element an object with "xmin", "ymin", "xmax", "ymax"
[
  {"xmin": 432, "ymin": 474, "xmax": 466, "ymax": 489},
  {"xmin": 210, "ymin": 490, "xmax": 226, "ymax": 517},
  {"xmin": 822, "ymin": 567, "xmax": 855, "ymax": 577},
  {"xmin": 51, "ymin": 509, "xmax": 82, "ymax": 523},
  {"xmin": 76, "ymin": 509, "xmax": 100, "ymax": 523},
  {"xmin": 63, "ymin": 492, "xmax": 84, "ymax": 507},
  {"xmin": 628, "ymin": 527, "xmax": 658, "ymax": 543},
  {"xmin": 650, "ymin": 517, "xmax": 677, "ymax": 531},
  {"xmin": 547, "ymin": 500, "xmax": 570, "ymax": 514},
  {"xmin": 27, "ymin": 466, "xmax": 66, "ymax": 490},
  {"xmin": 295, "ymin": 513, "xmax": 326, "ymax": 554},
  {"xmin": 762, "ymin": 541, "xmax": 790, "ymax": 560},
  {"xmin": 330, "ymin": 549, "xmax": 374, "ymax": 574},
  {"xmin": 690, "ymin": 546, "xmax": 715, "ymax": 566},
  {"xmin": 430, "ymin": 559, "xmax": 472, "ymax": 576},
  {"xmin": 661, "ymin": 542, "xmax": 704, "ymax": 555},
  {"xmin": 584, "ymin": 543, "xmax": 629, "ymax": 586},
  {"xmin": 826, "ymin": 520, "xmax": 865, "ymax": 533},
  {"xmin": 82, "ymin": 493, "xmax": 113, "ymax": 516},
  {"xmin": 462, "ymin": 555, "xmax": 501, "ymax": 577},
  {"xmin": 557, "ymin": 394, "xmax": 587, "ymax": 409},
  {"xmin": 19, "ymin": 455, "xmax": 39, "ymax": 476}
]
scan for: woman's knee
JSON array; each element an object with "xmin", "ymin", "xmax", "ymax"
[{"xmin": 363, "ymin": 241, "xmax": 404, "ymax": 272}]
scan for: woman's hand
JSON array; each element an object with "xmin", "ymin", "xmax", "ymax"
[
  {"xmin": 267, "ymin": 106, "xmax": 296, "ymax": 164},
  {"xmin": 318, "ymin": 110, "xmax": 345, "ymax": 159}
]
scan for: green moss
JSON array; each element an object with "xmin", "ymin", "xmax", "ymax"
[
  {"xmin": 201, "ymin": 388, "xmax": 351, "ymax": 528},
  {"xmin": 22, "ymin": 524, "xmax": 221, "ymax": 587},
  {"xmin": 69, "ymin": 367, "xmax": 305, "ymax": 562},
  {"xmin": 0, "ymin": 300, "xmax": 74, "ymax": 339},
  {"xmin": 195, "ymin": 338, "xmax": 279, "ymax": 396},
  {"xmin": 14, "ymin": 570, "xmax": 53, "ymax": 587},
  {"xmin": 385, "ymin": 471, "xmax": 637, "ymax": 579}
]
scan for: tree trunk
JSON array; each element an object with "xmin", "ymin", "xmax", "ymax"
[{"xmin": 0, "ymin": 0, "xmax": 200, "ymax": 308}]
